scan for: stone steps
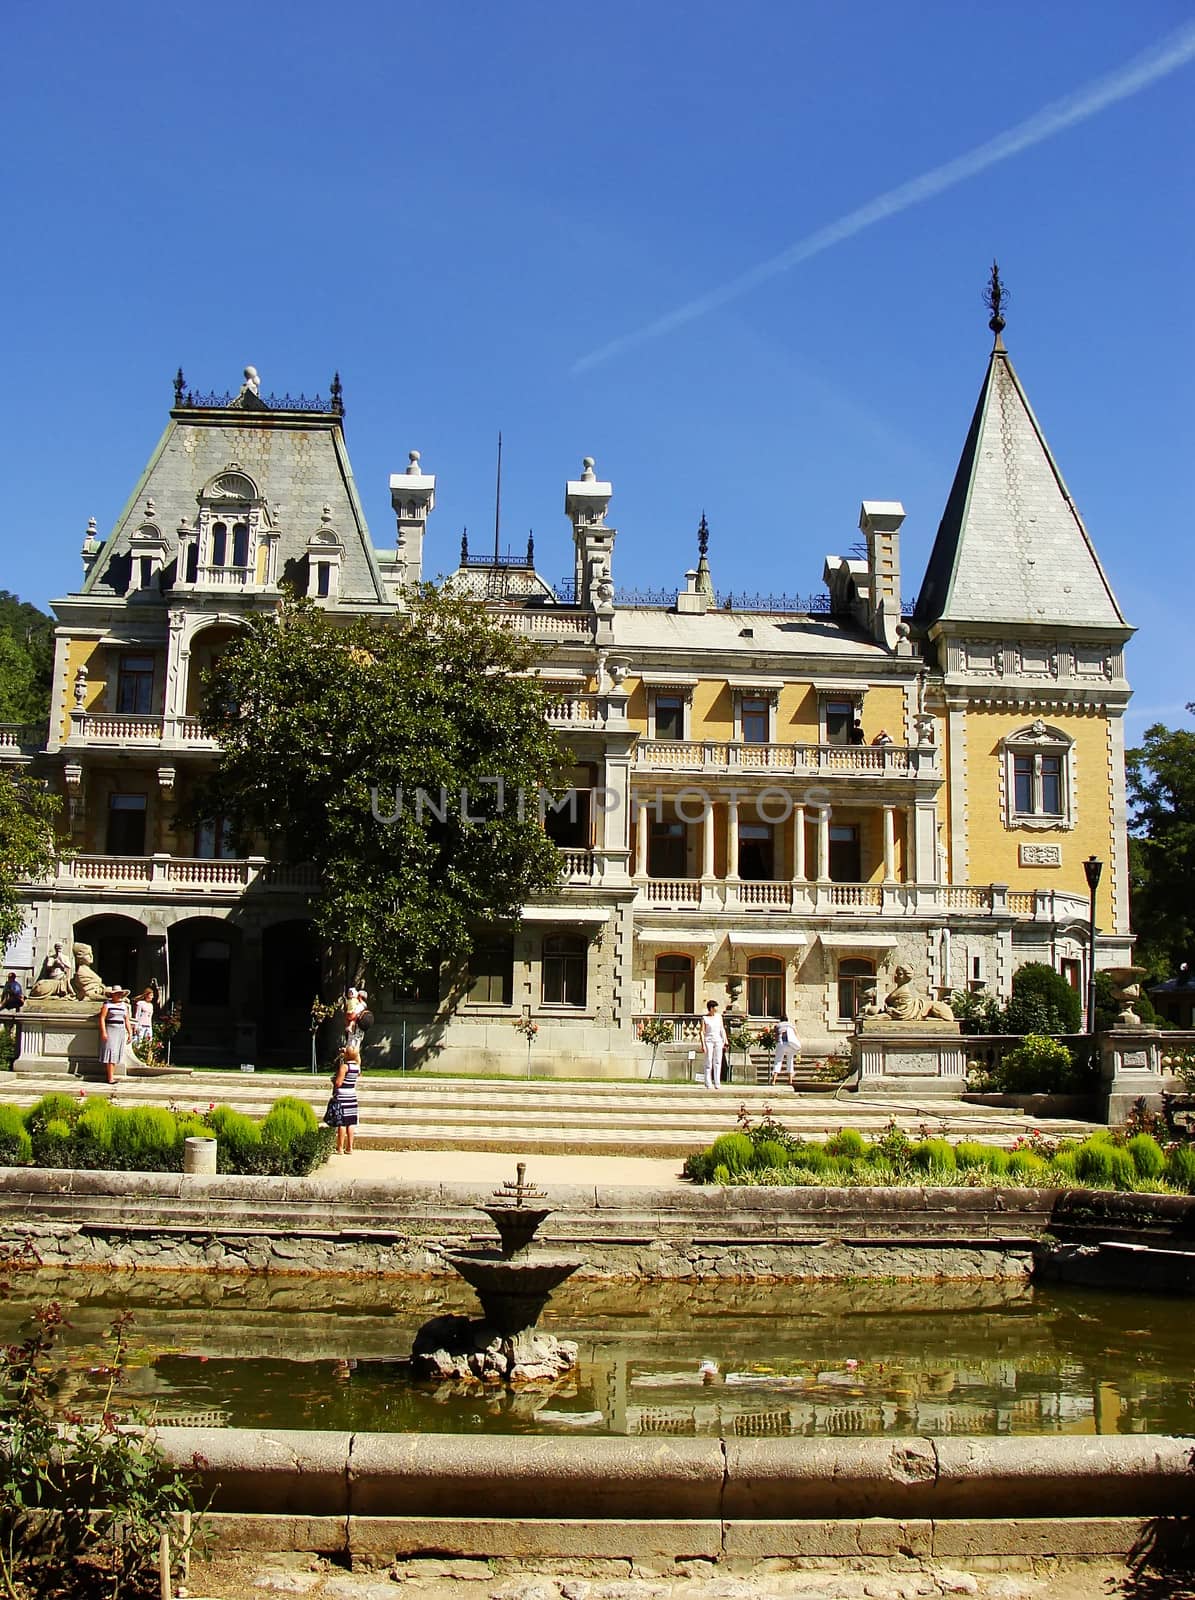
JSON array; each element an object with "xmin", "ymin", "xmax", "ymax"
[{"xmin": 0, "ymin": 1071, "xmax": 1100, "ymax": 1157}]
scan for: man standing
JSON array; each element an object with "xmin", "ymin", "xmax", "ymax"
[
  {"xmin": 770, "ymin": 1015, "xmax": 800, "ymax": 1084},
  {"xmin": 700, "ymin": 1000, "xmax": 727, "ymax": 1091}
]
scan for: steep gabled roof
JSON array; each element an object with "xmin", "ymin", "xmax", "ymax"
[{"xmin": 914, "ymin": 339, "xmax": 1128, "ymax": 633}]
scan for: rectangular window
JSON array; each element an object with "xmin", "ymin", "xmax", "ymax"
[
  {"xmin": 316, "ymin": 563, "xmax": 330, "ymax": 598},
  {"xmin": 210, "ymin": 523, "xmax": 227, "ymax": 566},
  {"xmin": 466, "ymin": 937, "xmax": 513, "ymax": 1007},
  {"xmin": 828, "ymin": 824, "xmax": 861, "ymax": 883},
  {"xmin": 195, "ymin": 818, "xmax": 237, "ymax": 859},
  {"xmin": 654, "ymin": 695, "xmax": 684, "ymax": 740},
  {"xmin": 106, "ymin": 793, "xmax": 147, "ymax": 856},
  {"xmin": 542, "ymin": 936, "xmax": 587, "ymax": 1007},
  {"xmin": 837, "ymin": 958, "xmax": 875, "ymax": 1022},
  {"xmin": 740, "ymin": 697, "xmax": 769, "ymax": 744},
  {"xmin": 1013, "ymin": 754, "xmax": 1035, "ymax": 815},
  {"xmin": 738, "ymin": 822, "xmax": 774, "ymax": 880},
  {"xmin": 185, "ymin": 544, "xmax": 199, "ymax": 583},
  {"xmin": 1060, "ymin": 958, "xmax": 1082, "ymax": 991},
  {"xmin": 116, "ymin": 655, "xmax": 155, "ymax": 715},
  {"xmin": 1040, "ymin": 755, "xmax": 1062, "ymax": 815},
  {"xmin": 393, "ymin": 959, "xmax": 441, "ymax": 1005},
  {"xmin": 824, "ymin": 700, "xmax": 855, "ymax": 745},
  {"xmin": 544, "ymin": 789, "xmax": 592, "ymax": 849},
  {"xmin": 648, "ymin": 819, "xmax": 687, "ymax": 878},
  {"xmin": 232, "ymin": 523, "xmax": 249, "ymax": 568}
]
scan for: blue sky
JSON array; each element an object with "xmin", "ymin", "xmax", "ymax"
[{"xmin": 5, "ymin": 1, "xmax": 1193, "ymax": 736}]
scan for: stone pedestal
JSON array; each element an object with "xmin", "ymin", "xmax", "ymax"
[
  {"xmin": 850, "ymin": 1018, "xmax": 966, "ymax": 1097},
  {"xmin": 1099, "ymin": 1028, "xmax": 1166, "ymax": 1124},
  {"xmin": 15, "ymin": 1000, "xmax": 105, "ymax": 1077}
]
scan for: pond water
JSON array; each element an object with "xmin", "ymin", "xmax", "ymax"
[{"xmin": 2, "ymin": 1270, "xmax": 1192, "ymax": 1439}]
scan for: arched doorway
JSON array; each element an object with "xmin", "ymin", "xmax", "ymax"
[
  {"xmin": 262, "ymin": 920, "xmax": 323, "ymax": 1061},
  {"xmin": 72, "ymin": 914, "xmax": 149, "ymax": 995}
]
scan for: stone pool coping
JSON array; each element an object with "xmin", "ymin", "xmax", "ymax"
[{"xmin": 156, "ymin": 1429, "xmax": 1195, "ymax": 1562}]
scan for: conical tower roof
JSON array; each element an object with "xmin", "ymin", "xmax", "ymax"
[{"xmin": 915, "ymin": 325, "xmax": 1128, "ymax": 635}]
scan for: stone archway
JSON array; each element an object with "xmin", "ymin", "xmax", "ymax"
[
  {"xmin": 261, "ymin": 919, "xmax": 323, "ymax": 1063},
  {"xmin": 72, "ymin": 913, "xmax": 149, "ymax": 995},
  {"xmin": 167, "ymin": 916, "xmax": 244, "ymax": 1064}
]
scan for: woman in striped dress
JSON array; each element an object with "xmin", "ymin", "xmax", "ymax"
[
  {"xmin": 330, "ymin": 1041, "xmax": 361, "ymax": 1154},
  {"xmin": 98, "ymin": 986, "xmax": 129, "ymax": 1086}
]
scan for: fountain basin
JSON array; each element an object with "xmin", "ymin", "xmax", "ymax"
[{"xmin": 442, "ymin": 1247, "xmax": 581, "ymax": 1335}]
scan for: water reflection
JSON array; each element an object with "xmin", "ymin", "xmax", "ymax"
[{"xmin": 1, "ymin": 1270, "xmax": 1191, "ymax": 1439}]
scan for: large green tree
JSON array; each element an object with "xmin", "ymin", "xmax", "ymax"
[
  {"xmin": 0, "ymin": 769, "xmax": 61, "ymax": 950},
  {"xmin": 1126, "ymin": 711, "xmax": 1195, "ymax": 976},
  {"xmin": 193, "ymin": 589, "xmax": 569, "ymax": 991},
  {"xmin": 0, "ymin": 591, "xmax": 54, "ymax": 725}
]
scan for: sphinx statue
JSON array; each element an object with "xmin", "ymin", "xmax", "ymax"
[
  {"xmin": 71, "ymin": 942, "xmax": 106, "ymax": 1002},
  {"xmin": 869, "ymin": 964, "xmax": 955, "ymax": 1024},
  {"xmin": 30, "ymin": 942, "xmax": 72, "ymax": 999}
]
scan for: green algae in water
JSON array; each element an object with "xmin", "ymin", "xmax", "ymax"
[{"xmin": 2, "ymin": 1270, "xmax": 1192, "ymax": 1439}]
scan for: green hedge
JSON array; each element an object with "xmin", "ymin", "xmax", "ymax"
[
  {"xmin": 2, "ymin": 1093, "xmax": 333, "ymax": 1176},
  {"xmin": 685, "ymin": 1121, "xmax": 1195, "ymax": 1196}
]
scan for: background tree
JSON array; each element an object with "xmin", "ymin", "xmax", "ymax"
[
  {"xmin": 0, "ymin": 769, "xmax": 61, "ymax": 950},
  {"xmin": 193, "ymin": 589, "xmax": 569, "ymax": 993},
  {"xmin": 1127, "ymin": 713, "xmax": 1195, "ymax": 976},
  {"xmin": 0, "ymin": 591, "xmax": 54, "ymax": 725}
]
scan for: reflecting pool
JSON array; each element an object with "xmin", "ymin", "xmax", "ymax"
[{"xmin": 2, "ymin": 1270, "xmax": 1191, "ymax": 1438}]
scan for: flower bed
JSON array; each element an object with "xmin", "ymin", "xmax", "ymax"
[
  {"xmin": 0, "ymin": 1092, "xmax": 333, "ymax": 1176},
  {"xmin": 682, "ymin": 1106, "xmax": 1195, "ymax": 1194}
]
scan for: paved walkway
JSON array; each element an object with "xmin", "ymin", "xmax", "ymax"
[{"xmin": 323, "ymin": 1147, "xmax": 688, "ymax": 1189}]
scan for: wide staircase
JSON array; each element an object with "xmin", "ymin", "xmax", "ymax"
[{"xmin": 0, "ymin": 1069, "xmax": 1099, "ymax": 1157}]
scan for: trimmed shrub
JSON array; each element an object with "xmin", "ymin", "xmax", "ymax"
[
  {"xmin": 1074, "ymin": 1140, "xmax": 1115, "ymax": 1186},
  {"xmin": 709, "ymin": 1132, "xmax": 753, "ymax": 1176},
  {"xmin": 1126, "ymin": 1134, "xmax": 1166, "ymax": 1181},
  {"xmin": 1007, "ymin": 962, "xmax": 1083, "ymax": 1034},
  {"xmin": 910, "ymin": 1138, "xmax": 957, "ymax": 1175},
  {"xmin": 211, "ymin": 1109, "xmax": 264, "ymax": 1174},
  {"xmin": 0, "ymin": 1104, "xmax": 32, "ymax": 1165},
  {"xmin": 1107, "ymin": 1147, "xmax": 1139, "ymax": 1191},
  {"xmin": 1053, "ymin": 1150, "xmax": 1077, "ymax": 1180},
  {"xmin": 33, "ymin": 1117, "xmax": 74, "ymax": 1168},
  {"xmin": 984, "ymin": 1147, "xmax": 1010, "ymax": 1176},
  {"xmin": 751, "ymin": 1139, "xmax": 791, "ymax": 1173},
  {"xmin": 111, "ymin": 1106, "xmax": 180, "ymax": 1172},
  {"xmin": 824, "ymin": 1128, "xmax": 866, "ymax": 1160},
  {"xmin": 792, "ymin": 1142, "xmax": 828, "ymax": 1173},
  {"xmin": 997, "ymin": 1034, "xmax": 1076, "ymax": 1095},
  {"xmin": 712, "ymin": 1163, "xmax": 731, "ymax": 1185},
  {"xmin": 25, "ymin": 1093, "xmax": 83, "ymax": 1135},
  {"xmin": 1006, "ymin": 1150, "xmax": 1051, "ymax": 1182},
  {"xmin": 954, "ymin": 1141, "xmax": 991, "ymax": 1171},
  {"xmin": 682, "ymin": 1150, "xmax": 715, "ymax": 1183},
  {"xmin": 72, "ymin": 1099, "xmax": 117, "ymax": 1168},
  {"xmin": 1165, "ymin": 1145, "xmax": 1195, "ymax": 1193}
]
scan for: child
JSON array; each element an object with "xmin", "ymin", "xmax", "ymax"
[{"xmin": 132, "ymin": 987, "xmax": 155, "ymax": 1045}]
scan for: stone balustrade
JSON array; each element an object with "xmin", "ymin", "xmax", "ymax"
[
  {"xmin": 64, "ymin": 711, "xmax": 218, "ymax": 748},
  {"xmin": 632, "ymin": 879, "xmax": 1088, "ymax": 919},
  {"xmin": 636, "ymin": 739, "xmax": 938, "ymax": 779},
  {"xmin": 52, "ymin": 854, "xmax": 319, "ymax": 893}
]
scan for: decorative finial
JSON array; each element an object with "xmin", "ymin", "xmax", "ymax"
[
  {"xmin": 527, "ymin": 530, "xmax": 535, "ymax": 565},
  {"xmin": 243, "ymin": 365, "xmax": 260, "ymax": 395},
  {"xmin": 983, "ymin": 261, "xmax": 1008, "ymax": 343},
  {"xmin": 461, "ymin": 528, "xmax": 469, "ymax": 565},
  {"xmin": 697, "ymin": 512, "xmax": 709, "ymax": 558},
  {"xmin": 86, "ymin": 516, "xmax": 97, "ymax": 538},
  {"xmin": 174, "ymin": 368, "xmax": 185, "ymax": 405},
  {"xmin": 582, "ymin": 456, "xmax": 596, "ymax": 482},
  {"xmin": 330, "ymin": 371, "xmax": 343, "ymax": 414},
  {"xmin": 408, "ymin": 449, "xmax": 421, "ymax": 474}
]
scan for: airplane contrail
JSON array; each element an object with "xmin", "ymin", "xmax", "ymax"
[{"xmin": 572, "ymin": 22, "xmax": 1195, "ymax": 374}]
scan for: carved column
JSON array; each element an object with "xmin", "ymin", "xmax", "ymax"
[
  {"xmin": 883, "ymin": 805, "xmax": 897, "ymax": 884},
  {"xmin": 791, "ymin": 803, "xmax": 806, "ymax": 882},
  {"xmin": 816, "ymin": 806, "xmax": 830, "ymax": 883},
  {"xmin": 726, "ymin": 792, "xmax": 740, "ymax": 881}
]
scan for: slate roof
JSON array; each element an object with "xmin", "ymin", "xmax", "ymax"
[
  {"xmin": 612, "ymin": 606, "xmax": 890, "ymax": 661},
  {"xmin": 79, "ymin": 400, "xmax": 385, "ymax": 604},
  {"xmin": 914, "ymin": 340, "xmax": 1128, "ymax": 633}
]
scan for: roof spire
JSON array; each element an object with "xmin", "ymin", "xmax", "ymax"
[
  {"xmin": 697, "ymin": 511, "xmax": 709, "ymax": 558},
  {"xmin": 983, "ymin": 260, "xmax": 1008, "ymax": 349},
  {"xmin": 695, "ymin": 511, "xmax": 713, "ymax": 598},
  {"xmin": 461, "ymin": 528, "xmax": 469, "ymax": 565}
]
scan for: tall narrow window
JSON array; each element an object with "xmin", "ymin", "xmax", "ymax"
[
  {"xmin": 466, "ymin": 935, "xmax": 513, "ymax": 1006},
  {"xmin": 837, "ymin": 958, "xmax": 875, "ymax": 1021},
  {"xmin": 654, "ymin": 953, "xmax": 694, "ymax": 1014},
  {"xmin": 116, "ymin": 655, "xmax": 155, "ymax": 715},
  {"xmin": 654, "ymin": 695, "xmax": 684, "ymax": 740},
  {"xmin": 1004, "ymin": 724, "xmax": 1072, "ymax": 825},
  {"xmin": 542, "ymin": 935, "xmax": 587, "ymax": 1007},
  {"xmin": 210, "ymin": 522, "xmax": 227, "ymax": 566},
  {"xmin": 747, "ymin": 956, "xmax": 784, "ymax": 1018},
  {"xmin": 106, "ymin": 793, "xmax": 147, "ymax": 855},
  {"xmin": 738, "ymin": 822, "xmax": 775, "ymax": 880},
  {"xmin": 232, "ymin": 522, "xmax": 249, "ymax": 567},
  {"xmin": 828, "ymin": 824, "xmax": 861, "ymax": 882},
  {"xmin": 648, "ymin": 819, "xmax": 687, "ymax": 878},
  {"xmin": 316, "ymin": 563, "xmax": 330, "ymax": 598},
  {"xmin": 824, "ymin": 700, "xmax": 855, "ymax": 744},
  {"xmin": 195, "ymin": 817, "xmax": 237, "ymax": 859},
  {"xmin": 185, "ymin": 543, "xmax": 199, "ymax": 583},
  {"xmin": 740, "ymin": 697, "xmax": 769, "ymax": 744}
]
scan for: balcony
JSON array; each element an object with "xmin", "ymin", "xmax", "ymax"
[
  {"xmin": 52, "ymin": 855, "xmax": 319, "ymax": 894},
  {"xmin": 0, "ymin": 721, "xmax": 47, "ymax": 760},
  {"xmin": 633, "ymin": 879, "xmax": 1089, "ymax": 919},
  {"xmin": 64, "ymin": 712, "xmax": 218, "ymax": 750},
  {"xmin": 634, "ymin": 740, "xmax": 937, "ymax": 779}
]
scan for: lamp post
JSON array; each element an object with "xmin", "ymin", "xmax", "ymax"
[{"xmin": 1083, "ymin": 855, "xmax": 1103, "ymax": 1035}]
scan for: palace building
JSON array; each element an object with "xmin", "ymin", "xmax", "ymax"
[{"xmin": 2, "ymin": 305, "xmax": 1134, "ymax": 1075}]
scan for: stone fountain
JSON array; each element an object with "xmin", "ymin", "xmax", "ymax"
[{"xmin": 410, "ymin": 1164, "xmax": 582, "ymax": 1385}]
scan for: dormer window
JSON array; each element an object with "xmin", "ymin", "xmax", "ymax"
[
  {"xmin": 211, "ymin": 522, "xmax": 227, "ymax": 565},
  {"xmin": 307, "ymin": 506, "xmax": 344, "ymax": 601},
  {"xmin": 180, "ymin": 466, "xmax": 277, "ymax": 592}
]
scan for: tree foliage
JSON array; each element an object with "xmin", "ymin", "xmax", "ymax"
[
  {"xmin": 0, "ymin": 769, "xmax": 61, "ymax": 951},
  {"xmin": 1127, "ymin": 713, "xmax": 1195, "ymax": 976},
  {"xmin": 192, "ymin": 589, "xmax": 568, "ymax": 991},
  {"xmin": 0, "ymin": 591, "xmax": 54, "ymax": 726}
]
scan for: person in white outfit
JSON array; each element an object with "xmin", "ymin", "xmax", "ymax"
[
  {"xmin": 700, "ymin": 1001, "xmax": 728, "ymax": 1090},
  {"xmin": 771, "ymin": 1015, "xmax": 801, "ymax": 1083}
]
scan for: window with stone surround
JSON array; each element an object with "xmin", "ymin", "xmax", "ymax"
[
  {"xmin": 116, "ymin": 654, "xmax": 155, "ymax": 715},
  {"xmin": 542, "ymin": 935, "xmax": 587, "ymax": 1008},
  {"xmin": 1002, "ymin": 721, "xmax": 1074, "ymax": 829},
  {"xmin": 466, "ymin": 934, "xmax": 513, "ymax": 1007},
  {"xmin": 747, "ymin": 956, "xmax": 784, "ymax": 1019},
  {"xmin": 654, "ymin": 953, "xmax": 693, "ymax": 1014},
  {"xmin": 837, "ymin": 957, "xmax": 875, "ymax": 1022},
  {"xmin": 652, "ymin": 693, "xmax": 686, "ymax": 741}
]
